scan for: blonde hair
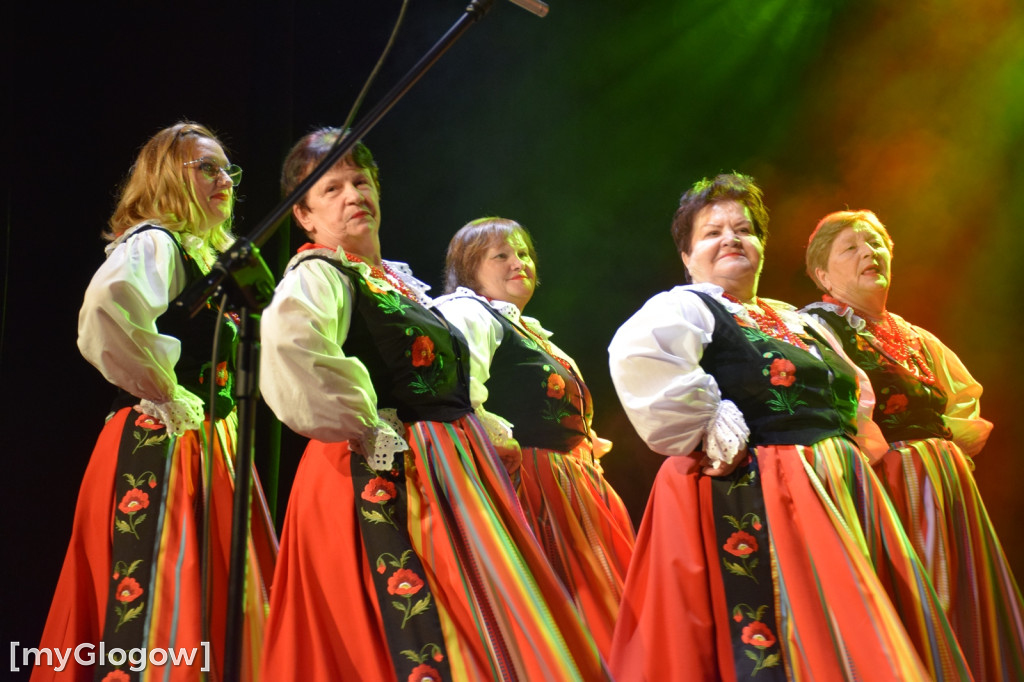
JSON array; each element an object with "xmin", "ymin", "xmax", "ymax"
[{"xmin": 107, "ymin": 121, "xmax": 235, "ymax": 253}]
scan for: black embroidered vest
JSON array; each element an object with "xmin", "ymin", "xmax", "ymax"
[
  {"xmin": 307, "ymin": 257, "xmax": 473, "ymax": 423},
  {"xmin": 694, "ymin": 291, "xmax": 858, "ymax": 447},
  {"xmin": 473, "ymin": 300, "xmax": 590, "ymax": 452},
  {"xmin": 813, "ymin": 308, "xmax": 951, "ymax": 443}
]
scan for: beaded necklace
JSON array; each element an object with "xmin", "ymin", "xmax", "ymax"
[
  {"xmin": 344, "ymin": 252, "xmax": 417, "ymax": 300},
  {"xmin": 722, "ymin": 293, "xmax": 809, "ymax": 351},
  {"xmin": 822, "ymin": 295, "xmax": 936, "ymax": 385}
]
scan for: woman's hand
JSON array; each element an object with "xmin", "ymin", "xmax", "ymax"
[{"xmin": 701, "ymin": 450, "xmax": 749, "ymax": 477}]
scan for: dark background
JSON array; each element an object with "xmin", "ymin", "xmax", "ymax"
[{"xmin": 4, "ymin": 0, "xmax": 1023, "ymax": 673}]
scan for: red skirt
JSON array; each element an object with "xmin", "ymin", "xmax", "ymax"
[
  {"xmin": 610, "ymin": 437, "xmax": 969, "ymax": 681},
  {"xmin": 32, "ymin": 407, "xmax": 277, "ymax": 682},
  {"xmin": 260, "ymin": 416, "xmax": 608, "ymax": 682}
]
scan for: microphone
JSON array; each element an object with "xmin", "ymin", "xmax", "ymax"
[{"xmin": 507, "ymin": 0, "xmax": 549, "ymax": 17}]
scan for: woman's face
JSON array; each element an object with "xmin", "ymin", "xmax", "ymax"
[
  {"xmin": 474, "ymin": 231, "xmax": 536, "ymax": 311},
  {"xmin": 682, "ymin": 200, "xmax": 764, "ymax": 299},
  {"xmin": 293, "ymin": 160, "xmax": 381, "ymax": 255},
  {"xmin": 816, "ymin": 222, "xmax": 892, "ymax": 304},
  {"xmin": 187, "ymin": 137, "xmax": 235, "ymax": 234}
]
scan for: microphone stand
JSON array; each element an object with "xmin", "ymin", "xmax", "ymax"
[{"xmin": 171, "ymin": 1, "xmax": 501, "ymax": 679}]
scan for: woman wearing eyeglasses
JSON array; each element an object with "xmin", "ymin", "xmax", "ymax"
[{"xmin": 32, "ymin": 122, "xmax": 276, "ymax": 682}]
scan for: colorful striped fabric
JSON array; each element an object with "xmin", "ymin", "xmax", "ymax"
[
  {"xmin": 879, "ymin": 437, "xmax": 1024, "ymax": 681},
  {"xmin": 261, "ymin": 415, "xmax": 609, "ymax": 682}
]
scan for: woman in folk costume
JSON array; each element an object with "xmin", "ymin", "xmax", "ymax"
[
  {"xmin": 34, "ymin": 122, "xmax": 276, "ymax": 682},
  {"xmin": 258, "ymin": 128, "xmax": 608, "ymax": 682},
  {"xmin": 803, "ymin": 209, "xmax": 1024, "ymax": 681},
  {"xmin": 436, "ymin": 217, "xmax": 636, "ymax": 657}
]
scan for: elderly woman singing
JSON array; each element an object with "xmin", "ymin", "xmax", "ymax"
[{"xmin": 803, "ymin": 209, "xmax": 1024, "ymax": 681}]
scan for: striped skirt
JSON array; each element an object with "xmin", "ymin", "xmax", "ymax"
[
  {"xmin": 33, "ymin": 407, "xmax": 276, "ymax": 682},
  {"xmin": 259, "ymin": 415, "xmax": 608, "ymax": 682},
  {"xmin": 878, "ymin": 437, "xmax": 1024, "ymax": 681},
  {"xmin": 517, "ymin": 442, "xmax": 635, "ymax": 657},
  {"xmin": 610, "ymin": 435, "xmax": 970, "ymax": 681}
]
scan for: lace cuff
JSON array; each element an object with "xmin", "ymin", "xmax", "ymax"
[
  {"xmin": 135, "ymin": 385, "xmax": 205, "ymax": 437},
  {"xmin": 702, "ymin": 399, "xmax": 750, "ymax": 470},
  {"xmin": 351, "ymin": 408, "xmax": 410, "ymax": 471}
]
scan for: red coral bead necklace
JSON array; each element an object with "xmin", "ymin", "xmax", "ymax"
[
  {"xmin": 823, "ymin": 295, "xmax": 936, "ymax": 385},
  {"xmin": 722, "ymin": 293, "xmax": 809, "ymax": 351}
]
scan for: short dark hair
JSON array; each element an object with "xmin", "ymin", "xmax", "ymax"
[
  {"xmin": 280, "ymin": 126, "xmax": 379, "ymax": 209},
  {"xmin": 444, "ymin": 217, "xmax": 539, "ymax": 294},
  {"xmin": 671, "ymin": 173, "xmax": 769, "ymax": 282}
]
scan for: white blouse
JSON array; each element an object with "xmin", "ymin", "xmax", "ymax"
[
  {"xmin": 77, "ymin": 222, "xmax": 215, "ymax": 434},
  {"xmin": 258, "ymin": 247, "xmax": 432, "ymax": 466}
]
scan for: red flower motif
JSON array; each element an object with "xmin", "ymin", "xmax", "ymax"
[
  {"xmin": 134, "ymin": 413, "xmax": 163, "ymax": 430},
  {"xmin": 411, "ymin": 336, "xmax": 436, "ymax": 367},
  {"xmin": 148, "ymin": 477, "xmax": 157, "ymax": 489},
  {"xmin": 377, "ymin": 561, "xmax": 387, "ymax": 574},
  {"xmin": 741, "ymin": 621, "xmax": 777, "ymax": 648},
  {"xmin": 432, "ymin": 650, "xmax": 444, "ymax": 662},
  {"xmin": 361, "ymin": 477, "xmax": 397, "ymax": 504},
  {"xmin": 102, "ymin": 671, "xmax": 131, "ymax": 682},
  {"xmin": 112, "ymin": 572, "xmax": 120, "ymax": 580},
  {"xmin": 408, "ymin": 664, "xmax": 441, "ymax": 682},
  {"xmin": 387, "ymin": 568, "xmax": 425, "ymax": 596},
  {"xmin": 723, "ymin": 530, "xmax": 758, "ymax": 557},
  {"xmin": 214, "ymin": 361, "xmax": 229, "ymax": 387},
  {"xmin": 733, "ymin": 612, "xmax": 744, "ymax": 622},
  {"xmin": 114, "ymin": 577, "xmax": 143, "ymax": 603},
  {"xmin": 546, "ymin": 373, "xmax": 566, "ymax": 399},
  {"xmin": 883, "ymin": 393, "xmax": 909, "ymax": 415},
  {"xmin": 752, "ymin": 520, "xmax": 763, "ymax": 531},
  {"xmin": 118, "ymin": 489, "xmax": 150, "ymax": 515},
  {"xmin": 769, "ymin": 358, "xmax": 796, "ymax": 387}
]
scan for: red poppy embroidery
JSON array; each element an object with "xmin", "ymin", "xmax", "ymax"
[
  {"xmin": 546, "ymin": 373, "xmax": 566, "ymax": 399},
  {"xmin": 741, "ymin": 621, "xmax": 777, "ymax": 648},
  {"xmin": 883, "ymin": 393, "xmax": 909, "ymax": 415},
  {"xmin": 723, "ymin": 530, "xmax": 758, "ymax": 557},
  {"xmin": 101, "ymin": 671, "xmax": 131, "ymax": 682},
  {"xmin": 411, "ymin": 336, "xmax": 436, "ymax": 367},
  {"xmin": 408, "ymin": 664, "xmax": 442, "ymax": 682},
  {"xmin": 432, "ymin": 651, "xmax": 444, "ymax": 662},
  {"xmin": 114, "ymin": 577, "xmax": 143, "ymax": 603},
  {"xmin": 215, "ymin": 361, "xmax": 229, "ymax": 387},
  {"xmin": 361, "ymin": 477, "xmax": 397, "ymax": 504},
  {"xmin": 768, "ymin": 358, "xmax": 796, "ymax": 387},
  {"xmin": 733, "ymin": 612, "xmax": 744, "ymax": 622},
  {"xmin": 118, "ymin": 489, "xmax": 150, "ymax": 515},
  {"xmin": 388, "ymin": 568, "xmax": 425, "ymax": 596},
  {"xmin": 134, "ymin": 414, "xmax": 163, "ymax": 430}
]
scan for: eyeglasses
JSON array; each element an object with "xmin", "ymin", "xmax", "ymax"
[{"xmin": 184, "ymin": 157, "xmax": 243, "ymax": 186}]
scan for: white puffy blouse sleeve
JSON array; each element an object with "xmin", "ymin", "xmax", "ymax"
[
  {"xmin": 608, "ymin": 287, "xmax": 728, "ymax": 457},
  {"xmin": 259, "ymin": 256, "xmax": 379, "ymax": 443},
  {"xmin": 916, "ymin": 324, "xmax": 993, "ymax": 457},
  {"xmin": 77, "ymin": 227, "xmax": 188, "ymax": 403}
]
